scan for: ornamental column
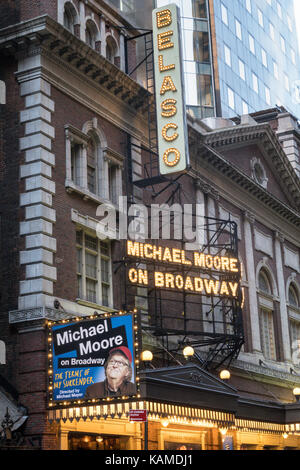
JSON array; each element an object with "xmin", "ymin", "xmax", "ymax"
[
  {"xmin": 243, "ymin": 211, "xmax": 262, "ymax": 354},
  {"xmin": 274, "ymin": 231, "xmax": 291, "ymax": 363}
]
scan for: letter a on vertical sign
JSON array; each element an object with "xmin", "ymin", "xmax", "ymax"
[{"xmin": 152, "ymin": 4, "xmax": 189, "ymax": 175}]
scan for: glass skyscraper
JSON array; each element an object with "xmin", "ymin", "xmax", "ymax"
[
  {"xmin": 213, "ymin": 0, "xmax": 300, "ymax": 119},
  {"xmin": 110, "ymin": 0, "xmax": 300, "ymax": 121}
]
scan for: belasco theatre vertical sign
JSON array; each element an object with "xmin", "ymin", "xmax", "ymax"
[
  {"xmin": 47, "ymin": 312, "xmax": 139, "ymax": 407},
  {"xmin": 152, "ymin": 4, "xmax": 189, "ymax": 175}
]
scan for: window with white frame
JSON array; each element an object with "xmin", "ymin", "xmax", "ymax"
[
  {"xmin": 245, "ymin": 0, "xmax": 251, "ymax": 14},
  {"xmin": 106, "ymin": 35, "xmax": 118, "ymax": 63},
  {"xmin": 287, "ymin": 14, "xmax": 293, "ymax": 32},
  {"xmin": 224, "ymin": 44, "xmax": 231, "ymax": 66},
  {"xmin": 265, "ymin": 86, "xmax": 271, "ymax": 105},
  {"xmin": 269, "ymin": 22, "xmax": 275, "ymax": 40},
  {"xmin": 291, "ymin": 48, "xmax": 296, "ymax": 65},
  {"xmin": 280, "ymin": 35, "xmax": 286, "ymax": 53},
  {"xmin": 288, "ymin": 283, "xmax": 300, "ymax": 364},
  {"xmin": 276, "ymin": 1, "xmax": 282, "ymax": 19},
  {"xmin": 260, "ymin": 308, "xmax": 276, "ymax": 360},
  {"xmin": 258, "ymin": 269, "xmax": 277, "ymax": 361},
  {"xmin": 221, "ymin": 3, "xmax": 228, "ymax": 25},
  {"xmin": 63, "ymin": 1, "xmax": 77, "ymax": 33},
  {"xmin": 85, "ymin": 19, "xmax": 98, "ymax": 49},
  {"xmin": 71, "ymin": 142, "xmax": 82, "ymax": 186},
  {"xmin": 242, "ymin": 100, "xmax": 249, "ymax": 114},
  {"xmin": 86, "ymin": 133, "xmax": 97, "ymax": 194},
  {"xmin": 227, "ymin": 87, "xmax": 235, "ymax": 110},
  {"xmin": 235, "ymin": 18, "xmax": 242, "ymax": 40},
  {"xmin": 249, "ymin": 33, "xmax": 255, "ymax": 54},
  {"xmin": 261, "ymin": 48, "xmax": 267, "ymax": 68},
  {"xmin": 238, "ymin": 58, "xmax": 246, "ymax": 80},
  {"xmin": 289, "ymin": 284, "xmax": 299, "ymax": 308},
  {"xmin": 257, "ymin": 8, "xmax": 264, "ymax": 28},
  {"xmin": 65, "ymin": 123, "xmax": 123, "ymax": 204},
  {"xmin": 76, "ymin": 230, "xmax": 112, "ymax": 307},
  {"xmin": 290, "ymin": 320, "xmax": 300, "ymax": 364},
  {"xmin": 284, "ymin": 73, "xmax": 290, "ymax": 92},
  {"xmin": 252, "ymin": 72, "xmax": 258, "ymax": 93},
  {"xmin": 273, "ymin": 60, "xmax": 279, "ymax": 79}
]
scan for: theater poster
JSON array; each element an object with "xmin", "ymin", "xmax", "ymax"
[{"xmin": 48, "ymin": 313, "xmax": 137, "ymax": 404}]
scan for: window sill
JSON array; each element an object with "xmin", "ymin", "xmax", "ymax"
[
  {"xmin": 65, "ymin": 180, "xmax": 119, "ymax": 210},
  {"xmin": 76, "ymin": 297, "xmax": 115, "ymax": 313}
]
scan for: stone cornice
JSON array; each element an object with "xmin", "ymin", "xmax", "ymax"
[
  {"xmin": 189, "ymin": 143, "xmax": 300, "ymax": 228},
  {"xmin": 190, "ymin": 122, "xmax": 300, "ymax": 211},
  {"xmin": 0, "ymin": 15, "xmax": 151, "ymax": 115}
]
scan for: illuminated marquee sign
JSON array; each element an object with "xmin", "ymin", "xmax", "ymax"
[
  {"xmin": 47, "ymin": 311, "xmax": 140, "ymax": 407},
  {"xmin": 152, "ymin": 4, "xmax": 189, "ymax": 175},
  {"xmin": 126, "ymin": 241, "xmax": 240, "ymax": 298}
]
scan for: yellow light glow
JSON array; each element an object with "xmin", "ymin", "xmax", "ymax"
[
  {"xmin": 141, "ymin": 350, "xmax": 153, "ymax": 362},
  {"xmin": 160, "ymin": 75, "xmax": 177, "ymax": 95},
  {"xmin": 219, "ymin": 369, "xmax": 231, "ymax": 380},
  {"xmin": 157, "ymin": 31, "xmax": 174, "ymax": 51},
  {"xmin": 156, "ymin": 9, "xmax": 172, "ymax": 29},
  {"xmin": 183, "ymin": 346, "xmax": 194, "ymax": 357},
  {"xmin": 161, "ymin": 418, "xmax": 169, "ymax": 427},
  {"xmin": 163, "ymin": 147, "xmax": 180, "ymax": 167},
  {"xmin": 219, "ymin": 427, "xmax": 227, "ymax": 436},
  {"xmin": 161, "ymin": 98, "xmax": 177, "ymax": 117},
  {"xmin": 158, "ymin": 55, "xmax": 175, "ymax": 72},
  {"xmin": 162, "ymin": 123, "xmax": 178, "ymax": 142}
]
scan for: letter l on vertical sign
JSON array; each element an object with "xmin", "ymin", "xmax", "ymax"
[{"xmin": 152, "ymin": 4, "xmax": 189, "ymax": 175}]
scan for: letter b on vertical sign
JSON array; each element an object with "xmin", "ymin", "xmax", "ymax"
[{"xmin": 152, "ymin": 4, "xmax": 189, "ymax": 175}]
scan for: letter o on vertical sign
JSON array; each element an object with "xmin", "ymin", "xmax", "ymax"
[{"xmin": 152, "ymin": 4, "xmax": 189, "ymax": 175}]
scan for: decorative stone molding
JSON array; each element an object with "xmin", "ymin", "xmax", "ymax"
[
  {"xmin": 275, "ymin": 230, "xmax": 284, "ymax": 244},
  {"xmin": 250, "ymin": 157, "xmax": 268, "ymax": 189},
  {"xmin": 254, "ymin": 229, "xmax": 273, "ymax": 257},
  {"xmin": 243, "ymin": 210, "xmax": 255, "ymax": 225},
  {"xmin": 284, "ymin": 246, "xmax": 300, "ymax": 272},
  {"xmin": 17, "ymin": 67, "xmax": 56, "ymax": 310},
  {"xmin": 9, "ymin": 307, "xmax": 72, "ymax": 324}
]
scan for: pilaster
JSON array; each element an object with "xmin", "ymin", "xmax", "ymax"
[
  {"xmin": 274, "ymin": 231, "xmax": 292, "ymax": 362},
  {"xmin": 243, "ymin": 211, "xmax": 262, "ymax": 354},
  {"xmin": 16, "ymin": 53, "xmax": 56, "ymax": 312}
]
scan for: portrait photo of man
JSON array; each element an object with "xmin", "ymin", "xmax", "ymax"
[{"xmin": 84, "ymin": 346, "xmax": 136, "ymax": 398}]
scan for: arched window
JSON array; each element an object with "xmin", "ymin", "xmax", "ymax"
[
  {"xmin": 106, "ymin": 35, "xmax": 118, "ymax": 63},
  {"xmin": 258, "ymin": 269, "xmax": 272, "ymax": 294},
  {"xmin": 85, "ymin": 19, "xmax": 98, "ymax": 49},
  {"xmin": 288, "ymin": 282, "xmax": 300, "ymax": 365},
  {"xmin": 63, "ymin": 2, "xmax": 77, "ymax": 33},
  {"xmin": 258, "ymin": 268, "xmax": 276, "ymax": 361},
  {"xmin": 289, "ymin": 284, "xmax": 299, "ymax": 307}
]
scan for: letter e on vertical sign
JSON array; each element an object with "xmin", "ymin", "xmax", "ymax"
[{"xmin": 152, "ymin": 4, "xmax": 189, "ymax": 175}]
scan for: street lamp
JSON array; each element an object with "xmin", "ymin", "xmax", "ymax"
[
  {"xmin": 219, "ymin": 369, "xmax": 231, "ymax": 381},
  {"xmin": 141, "ymin": 350, "xmax": 153, "ymax": 369},
  {"xmin": 183, "ymin": 346, "xmax": 194, "ymax": 359},
  {"xmin": 141, "ymin": 350, "xmax": 153, "ymax": 362}
]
